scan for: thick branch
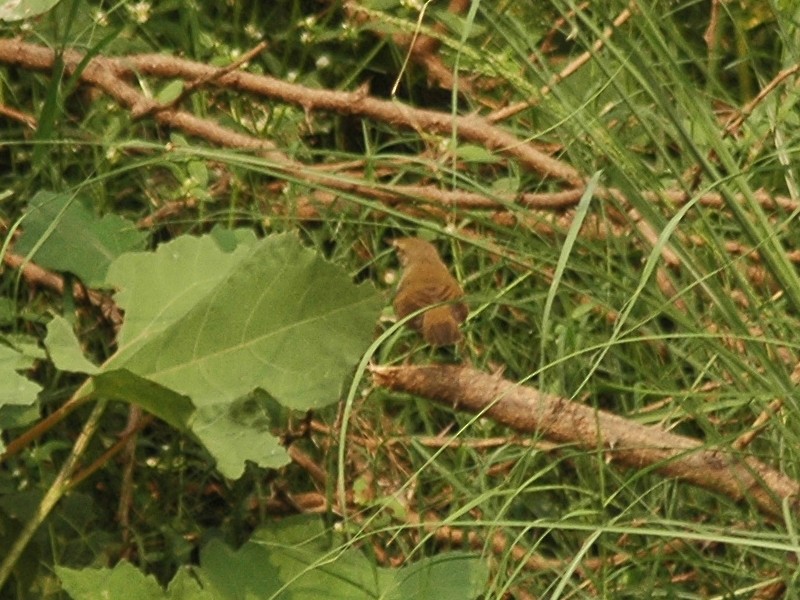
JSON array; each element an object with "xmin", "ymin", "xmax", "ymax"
[
  {"xmin": 371, "ymin": 364, "xmax": 799, "ymax": 519},
  {"xmin": 114, "ymin": 53, "xmax": 584, "ymax": 184}
]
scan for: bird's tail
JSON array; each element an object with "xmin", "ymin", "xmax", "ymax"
[{"xmin": 422, "ymin": 306, "xmax": 462, "ymax": 346}]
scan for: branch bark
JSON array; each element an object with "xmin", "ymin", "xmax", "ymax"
[{"xmin": 371, "ymin": 364, "xmax": 799, "ymax": 519}]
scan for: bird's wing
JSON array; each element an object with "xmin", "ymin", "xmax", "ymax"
[{"xmin": 398, "ymin": 280, "xmax": 461, "ymax": 309}]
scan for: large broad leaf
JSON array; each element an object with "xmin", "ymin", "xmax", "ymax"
[
  {"xmin": 57, "ymin": 561, "xmax": 216, "ymax": 600},
  {"xmin": 107, "ymin": 232, "xmax": 381, "ymax": 411},
  {"xmin": 386, "ymin": 552, "xmax": 489, "ymax": 600},
  {"xmin": 88, "ymin": 370, "xmax": 194, "ymax": 433},
  {"xmin": 97, "ymin": 231, "xmax": 380, "ymax": 478},
  {"xmin": 43, "ymin": 315, "xmax": 195, "ymax": 432},
  {"xmin": 36, "ymin": 231, "xmax": 378, "ymax": 477},
  {"xmin": 14, "ymin": 191, "xmax": 147, "ymax": 287}
]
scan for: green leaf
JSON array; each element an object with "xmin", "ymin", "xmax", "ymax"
[
  {"xmin": 155, "ymin": 79, "xmax": 184, "ymax": 104},
  {"xmin": 109, "ymin": 232, "xmax": 381, "ymax": 411},
  {"xmin": 187, "ymin": 160, "xmax": 208, "ymax": 186},
  {"xmin": 454, "ymin": 144, "xmax": 500, "ymax": 163},
  {"xmin": 0, "ymin": 344, "xmax": 42, "ymax": 407},
  {"xmin": 384, "ymin": 552, "xmax": 489, "ymax": 600},
  {"xmin": 88, "ymin": 370, "xmax": 195, "ymax": 432},
  {"xmin": 0, "ymin": 0, "xmax": 61, "ymax": 22},
  {"xmin": 196, "ymin": 539, "xmax": 282, "ymax": 598},
  {"xmin": 165, "ymin": 568, "xmax": 216, "ymax": 599},
  {"xmin": 1, "ymin": 333, "xmax": 46, "ymax": 363},
  {"xmin": 15, "ymin": 191, "xmax": 147, "ymax": 287},
  {"xmin": 208, "ymin": 226, "xmax": 258, "ymax": 252},
  {"xmin": 102, "ymin": 231, "xmax": 380, "ymax": 478},
  {"xmin": 490, "ymin": 176, "xmax": 520, "ymax": 194},
  {"xmin": 57, "ymin": 561, "xmax": 165, "ymax": 600},
  {"xmin": 0, "ymin": 404, "xmax": 40, "ymax": 438},
  {"xmin": 105, "ymin": 232, "xmax": 253, "ymax": 350},
  {"xmin": 208, "ymin": 225, "xmax": 258, "ymax": 252},
  {"xmin": 58, "ymin": 561, "xmax": 217, "ymax": 600},
  {"xmin": 196, "ymin": 516, "xmax": 488, "ymax": 599},
  {"xmin": 0, "ymin": 336, "xmax": 45, "ymax": 444},
  {"xmin": 201, "ymin": 517, "xmax": 378, "ymax": 599},
  {"xmin": 191, "ymin": 395, "xmax": 289, "ymax": 479},
  {"xmin": 45, "ymin": 315, "xmax": 100, "ymax": 374}
]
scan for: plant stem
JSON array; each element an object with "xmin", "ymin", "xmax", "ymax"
[{"xmin": 0, "ymin": 400, "xmax": 107, "ymax": 591}]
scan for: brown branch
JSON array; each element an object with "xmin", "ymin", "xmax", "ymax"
[
  {"xmin": 370, "ymin": 364, "xmax": 800, "ymax": 519},
  {"xmin": 703, "ymin": 0, "xmax": 722, "ymax": 51},
  {"xmin": 0, "ymin": 37, "xmax": 585, "ymax": 196},
  {"xmin": 2, "ymin": 251, "xmax": 122, "ymax": 328},
  {"xmin": 732, "ymin": 398, "xmax": 784, "ymax": 452},
  {"xmin": 0, "ymin": 38, "xmax": 289, "ymax": 161},
  {"xmin": 136, "ymin": 198, "xmax": 198, "ymax": 229},
  {"xmin": 724, "ymin": 64, "xmax": 800, "ymax": 137},
  {"xmin": 111, "ymin": 52, "xmax": 582, "ymax": 184},
  {"xmin": 133, "ymin": 40, "xmax": 269, "ymax": 120},
  {"xmin": 411, "ymin": 510, "xmax": 564, "ymax": 572},
  {"xmin": 0, "ymin": 395, "xmax": 85, "ymax": 461},
  {"xmin": 69, "ymin": 411, "xmax": 154, "ymax": 489},
  {"xmin": 540, "ymin": 2, "xmax": 590, "ymax": 55},
  {"xmin": 0, "ymin": 102, "xmax": 36, "ymax": 128},
  {"xmin": 287, "ymin": 444, "xmax": 328, "ymax": 487},
  {"xmin": 416, "ymin": 509, "xmax": 702, "ymax": 581},
  {"xmin": 348, "ymin": 0, "xmax": 472, "ymax": 93},
  {"xmin": 6, "ymin": 38, "xmax": 795, "ymax": 226},
  {"xmin": 392, "ymin": 0, "xmax": 472, "ymax": 92},
  {"xmin": 297, "ymin": 181, "xmax": 586, "ymax": 217},
  {"xmin": 257, "ymin": 491, "xmax": 328, "ymax": 515}
]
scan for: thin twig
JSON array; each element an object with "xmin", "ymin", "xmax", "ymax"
[{"xmin": 489, "ymin": 2, "xmax": 635, "ymax": 123}]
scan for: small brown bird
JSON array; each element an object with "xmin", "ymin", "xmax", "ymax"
[{"xmin": 392, "ymin": 237, "xmax": 468, "ymax": 346}]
